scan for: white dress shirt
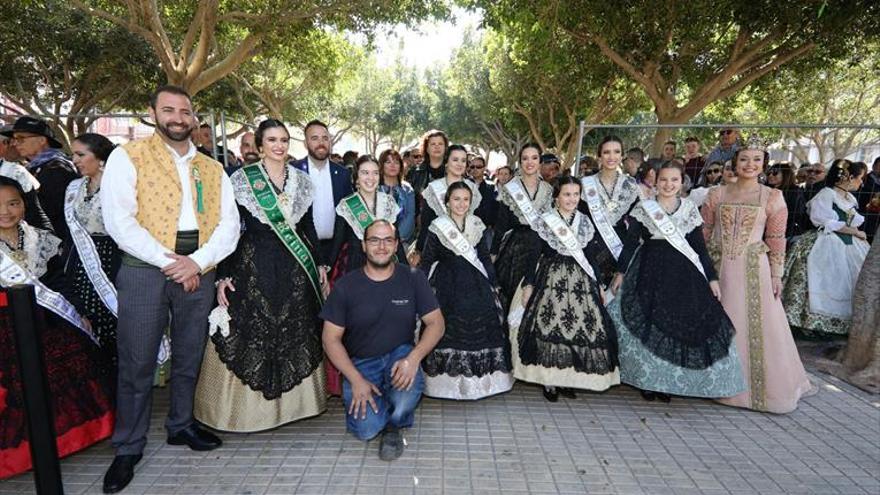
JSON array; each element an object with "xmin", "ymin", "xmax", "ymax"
[
  {"xmin": 101, "ymin": 141, "xmax": 240, "ymax": 270},
  {"xmin": 308, "ymin": 156, "xmax": 336, "ymax": 240}
]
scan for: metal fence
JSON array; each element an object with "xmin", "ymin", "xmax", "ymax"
[
  {"xmin": 1, "ymin": 112, "xmax": 257, "ymax": 170},
  {"xmin": 573, "ymin": 122, "xmax": 880, "ymax": 177}
]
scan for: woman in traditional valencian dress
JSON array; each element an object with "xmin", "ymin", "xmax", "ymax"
[
  {"xmin": 62, "ymin": 133, "xmax": 121, "ymax": 385},
  {"xmin": 491, "ymin": 143, "xmax": 552, "ymax": 313},
  {"xmin": 414, "ymin": 144, "xmax": 483, "ymax": 258},
  {"xmin": 608, "ymin": 162, "xmax": 745, "ymax": 402},
  {"xmin": 510, "ymin": 176, "xmax": 619, "ymax": 402},
  {"xmin": 327, "ymin": 155, "xmax": 406, "ymax": 279},
  {"xmin": 194, "ymin": 119, "xmax": 326, "ymax": 432},
  {"xmin": 783, "ymin": 160, "xmax": 870, "ymax": 337},
  {"xmin": 579, "ymin": 136, "xmax": 640, "ymax": 289},
  {"xmin": 701, "ymin": 139, "xmax": 815, "ymax": 414},
  {"xmin": 0, "ymin": 176, "xmax": 114, "ymax": 478},
  {"xmin": 419, "ymin": 181, "xmax": 513, "ymax": 400}
]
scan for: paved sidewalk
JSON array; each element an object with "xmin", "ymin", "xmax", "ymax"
[{"xmin": 1, "ymin": 371, "xmax": 878, "ymax": 495}]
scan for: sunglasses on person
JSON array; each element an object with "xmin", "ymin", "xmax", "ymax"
[
  {"xmin": 411, "ymin": 153, "xmax": 423, "ymax": 160},
  {"xmin": 472, "ymin": 164, "xmax": 486, "ymax": 169},
  {"xmin": 767, "ymin": 169, "xmax": 781, "ymax": 176},
  {"xmin": 706, "ymin": 167, "xmax": 722, "ymax": 174}
]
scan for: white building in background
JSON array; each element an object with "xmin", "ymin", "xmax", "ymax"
[{"xmin": 769, "ymin": 135, "xmax": 880, "ymax": 165}]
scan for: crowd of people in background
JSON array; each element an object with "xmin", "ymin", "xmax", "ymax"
[{"xmin": 0, "ymin": 86, "xmax": 877, "ymax": 494}]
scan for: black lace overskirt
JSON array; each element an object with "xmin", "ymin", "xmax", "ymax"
[
  {"xmin": 422, "ymin": 245, "xmax": 510, "ymax": 378},
  {"xmin": 212, "ymin": 211, "xmax": 323, "ymax": 400},
  {"xmin": 66, "ymin": 235, "xmax": 120, "ymax": 386},
  {"xmin": 619, "ymin": 241, "xmax": 735, "ymax": 369},
  {"xmin": 494, "ymin": 226, "xmax": 543, "ymax": 313},
  {"xmin": 518, "ymin": 254, "xmax": 618, "ymax": 374},
  {"xmin": 0, "ymin": 305, "xmax": 113, "ymax": 450}
]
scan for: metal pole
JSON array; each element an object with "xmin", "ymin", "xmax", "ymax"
[
  {"xmin": 7, "ymin": 286, "xmax": 64, "ymax": 495},
  {"xmin": 573, "ymin": 120, "xmax": 586, "ymax": 177},
  {"xmin": 220, "ymin": 112, "xmax": 228, "ymax": 169},
  {"xmin": 208, "ymin": 113, "xmax": 218, "ymax": 160}
]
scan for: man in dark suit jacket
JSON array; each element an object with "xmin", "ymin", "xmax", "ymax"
[{"xmin": 290, "ymin": 120, "xmax": 353, "ymax": 260}]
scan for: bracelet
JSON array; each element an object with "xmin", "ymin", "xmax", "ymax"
[{"xmin": 214, "ymin": 277, "xmax": 231, "ymax": 288}]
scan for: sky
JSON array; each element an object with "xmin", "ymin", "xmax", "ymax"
[{"xmin": 372, "ymin": 7, "xmax": 482, "ymax": 70}]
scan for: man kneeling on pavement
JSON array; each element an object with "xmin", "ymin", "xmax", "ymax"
[{"xmin": 321, "ymin": 219, "xmax": 444, "ymax": 460}]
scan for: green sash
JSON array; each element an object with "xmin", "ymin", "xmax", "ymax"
[
  {"xmin": 832, "ymin": 204, "xmax": 854, "ymax": 246},
  {"xmin": 243, "ymin": 164, "xmax": 323, "ymax": 302},
  {"xmin": 344, "ymin": 194, "xmax": 374, "ymax": 232}
]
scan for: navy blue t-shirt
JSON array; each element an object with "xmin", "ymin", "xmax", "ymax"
[{"xmin": 319, "ymin": 264, "xmax": 439, "ymax": 359}]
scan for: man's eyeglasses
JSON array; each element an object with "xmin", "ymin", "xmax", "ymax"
[
  {"xmin": 767, "ymin": 170, "xmax": 781, "ymax": 176},
  {"xmin": 365, "ymin": 237, "xmax": 397, "ymax": 246},
  {"xmin": 706, "ymin": 168, "xmax": 721, "ymax": 174}
]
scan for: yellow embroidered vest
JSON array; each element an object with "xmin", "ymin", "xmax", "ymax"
[{"xmin": 122, "ymin": 133, "xmax": 222, "ymax": 250}]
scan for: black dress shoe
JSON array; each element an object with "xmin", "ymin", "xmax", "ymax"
[
  {"xmin": 167, "ymin": 425, "xmax": 222, "ymax": 451},
  {"xmin": 543, "ymin": 386, "xmax": 559, "ymax": 402},
  {"xmin": 103, "ymin": 454, "xmax": 142, "ymax": 494},
  {"xmin": 558, "ymin": 387, "xmax": 577, "ymax": 399},
  {"xmin": 656, "ymin": 392, "xmax": 672, "ymax": 403},
  {"xmin": 640, "ymin": 390, "xmax": 656, "ymax": 401}
]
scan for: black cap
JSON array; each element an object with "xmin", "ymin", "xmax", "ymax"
[
  {"xmin": 0, "ymin": 116, "xmax": 63, "ymax": 149},
  {"xmin": 540, "ymin": 153, "xmax": 560, "ymax": 165}
]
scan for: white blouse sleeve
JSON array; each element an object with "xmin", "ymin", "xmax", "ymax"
[{"xmin": 808, "ymin": 188, "xmax": 845, "ymax": 233}]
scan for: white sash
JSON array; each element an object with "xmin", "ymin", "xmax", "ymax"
[
  {"xmin": 505, "ymin": 180, "xmax": 541, "ymax": 227},
  {"xmin": 640, "ymin": 200, "xmax": 706, "ymax": 278},
  {"xmin": 64, "ymin": 179, "xmax": 118, "ymax": 316},
  {"xmin": 0, "ymin": 249, "xmax": 95, "ymax": 343},
  {"xmin": 541, "ymin": 212, "xmax": 596, "ymax": 281},
  {"xmin": 581, "ymin": 175, "xmax": 623, "ymax": 259},
  {"xmin": 432, "ymin": 216, "xmax": 489, "ymax": 278},
  {"xmin": 428, "ymin": 180, "xmax": 448, "ymax": 215}
]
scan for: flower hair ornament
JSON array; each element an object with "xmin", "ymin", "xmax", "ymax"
[{"xmin": 838, "ymin": 160, "xmax": 852, "ymax": 182}]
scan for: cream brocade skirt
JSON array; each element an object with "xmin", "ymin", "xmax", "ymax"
[{"xmin": 194, "ymin": 341, "xmax": 327, "ymax": 433}]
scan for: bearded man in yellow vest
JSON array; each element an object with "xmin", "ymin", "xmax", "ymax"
[{"xmin": 100, "ymin": 85, "xmax": 241, "ymax": 494}]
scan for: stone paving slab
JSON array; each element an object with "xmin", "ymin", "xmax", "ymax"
[{"xmin": 1, "ymin": 370, "xmax": 878, "ymax": 495}]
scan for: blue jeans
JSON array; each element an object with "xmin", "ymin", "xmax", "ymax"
[{"xmin": 342, "ymin": 343, "xmax": 424, "ymax": 441}]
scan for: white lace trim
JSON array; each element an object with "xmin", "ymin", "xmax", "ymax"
[
  {"xmin": 631, "ymin": 198, "xmax": 703, "ymax": 239},
  {"xmin": 0, "ymin": 160, "xmax": 40, "ymax": 192},
  {"xmin": 72, "ymin": 178, "xmax": 107, "ymax": 235},
  {"xmin": 428, "ymin": 214, "xmax": 486, "ymax": 254},
  {"xmin": 335, "ymin": 191, "xmax": 401, "ymax": 240},
  {"xmin": 421, "ymin": 178, "xmax": 483, "ymax": 217},
  {"xmin": 590, "ymin": 173, "xmax": 639, "ymax": 224},
  {"xmin": 499, "ymin": 177, "xmax": 553, "ymax": 225},
  {"xmin": 533, "ymin": 210, "xmax": 594, "ymax": 256},
  {"xmin": 230, "ymin": 164, "xmax": 313, "ymax": 227},
  {"xmin": 0, "ymin": 222, "xmax": 61, "ymax": 278}
]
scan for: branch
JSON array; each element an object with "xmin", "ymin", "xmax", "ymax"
[
  {"xmin": 190, "ymin": 32, "xmax": 265, "ymax": 94},
  {"xmin": 715, "ymin": 42, "xmax": 816, "ymax": 101},
  {"xmin": 186, "ymin": 0, "xmax": 220, "ymax": 81}
]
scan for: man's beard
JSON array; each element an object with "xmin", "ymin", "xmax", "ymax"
[
  {"xmin": 243, "ymin": 152, "xmax": 260, "ymax": 164},
  {"xmin": 308, "ymin": 146, "xmax": 329, "ymax": 161},
  {"xmin": 366, "ymin": 254, "xmax": 394, "ymax": 269},
  {"xmin": 157, "ymin": 121, "xmax": 192, "ymax": 142}
]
